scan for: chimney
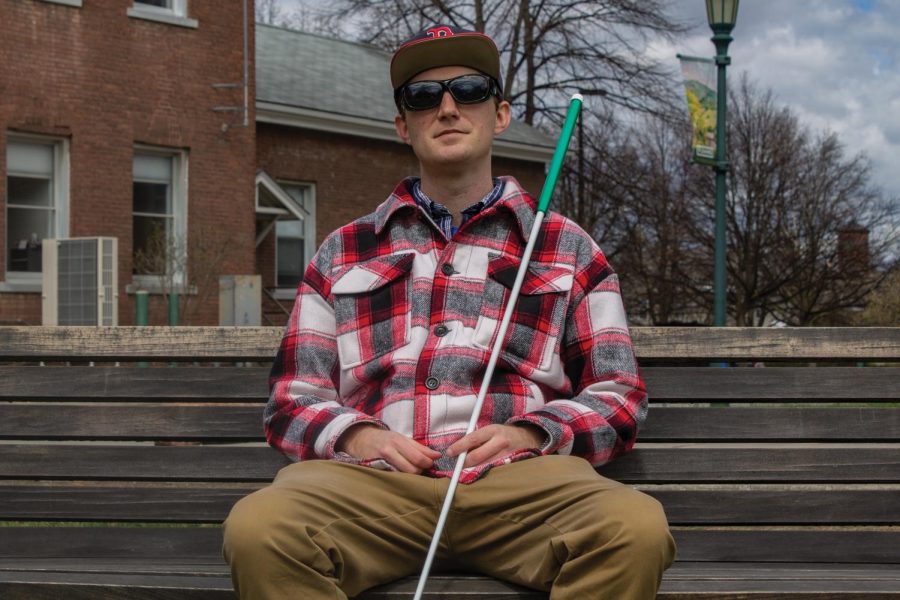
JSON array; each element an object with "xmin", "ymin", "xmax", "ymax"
[{"xmin": 837, "ymin": 224, "xmax": 870, "ymax": 273}]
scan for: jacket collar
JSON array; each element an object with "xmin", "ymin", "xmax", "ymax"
[{"xmin": 374, "ymin": 176, "xmax": 537, "ymax": 240}]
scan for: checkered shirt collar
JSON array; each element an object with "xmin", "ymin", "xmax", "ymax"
[
  {"xmin": 374, "ymin": 176, "xmax": 537, "ymax": 239},
  {"xmin": 410, "ymin": 177, "xmax": 503, "ymax": 238}
]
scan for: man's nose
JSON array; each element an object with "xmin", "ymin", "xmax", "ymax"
[{"xmin": 437, "ymin": 90, "xmax": 460, "ymax": 117}]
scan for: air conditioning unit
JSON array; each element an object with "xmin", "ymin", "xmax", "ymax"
[{"xmin": 42, "ymin": 237, "xmax": 119, "ymax": 326}]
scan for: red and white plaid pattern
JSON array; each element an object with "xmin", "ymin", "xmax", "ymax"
[{"xmin": 266, "ymin": 177, "xmax": 647, "ymax": 483}]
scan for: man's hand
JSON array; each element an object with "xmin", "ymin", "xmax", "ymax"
[
  {"xmin": 447, "ymin": 424, "xmax": 547, "ymax": 468},
  {"xmin": 336, "ymin": 425, "xmax": 441, "ymax": 474}
]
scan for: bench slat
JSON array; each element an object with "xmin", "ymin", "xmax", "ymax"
[
  {"xmin": 3, "ymin": 366, "xmax": 898, "ymax": 402},
  {"xmin": 1, "ymin": 445, "xmax": 899, "ymax": 483},
  {"xmin": 634, "ymin": 327, "xmax": 900, "ymax": 361},
  {"xmin": 2, "ymin": 527, "xmax": 899, "ymax": 564},
  {"xmin": 640, "ymin": 407, "xmax": 900, "ymax": 442},
  {"xmin": 3, "ymin": 569, "xmax": 900, "ymax": 600},
  {"xmin": 3, "ymin": 564, "xmax": 900, "ymax": 600},
  {"xmin": 648, "ymin": 487, "xmax": 900, "ymax": 525},
  {"xmin": 644, "ymin": 367, "xmax": 900, "ymax": 401},
  {"xmin": 3, "ymin": 405, "xmax": 900, "ymax": 442},
  {"xmin": 1, "ymin": 327, "xmax": 898, "ymax": 361},
  {"xmin": 2, "ymin": 484, "xmax": 898, "ymax": 525},
  {"xmin": 0, "ymin": 405, "xmax": 264, "ymax": 441},
  {"xmin": 674, "ymin": 529, "xmax": 900, "ymax": 563},
  {"xmin": 0, "ymin": 484, "xmax": 259, "ymax": 522},
  {"xmin": 0, "ymin": 573, "xmax": 233, "ymax": 600},
  {"xmin": 0, "ymin": 327, "xmax": 282, "ymax": 362},
  {"xmin": 0, "ymin": 366, "xmax": 269, "ymax": 400}
]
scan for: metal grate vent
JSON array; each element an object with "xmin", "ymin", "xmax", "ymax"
[
  {"xmin": 58, "ymin": 239, "xmax": 99, "ymax": 326},
  {"xmin": 42, "ymin": 237, "xmax": 119, "ymax": 326}
]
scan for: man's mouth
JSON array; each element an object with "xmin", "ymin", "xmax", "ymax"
[{"xmin": 436, "ymin": 129, "xmax": 465, "ymax": 138}]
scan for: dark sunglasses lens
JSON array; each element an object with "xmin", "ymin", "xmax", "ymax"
[
  {"xmin": 403, "ymin": 81, "xmax": 444, "ymax": 110},
  {"xmin": 448, "ymin": 75, "xmax": 491, "ymax": 103}
]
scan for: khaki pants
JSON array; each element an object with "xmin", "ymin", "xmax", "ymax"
[{"xmin": 223, "ymin": 455, "xmax": 675, "ymax": 599}]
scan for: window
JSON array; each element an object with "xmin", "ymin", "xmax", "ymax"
[
  {"xmin": 128, "ymin": 0, "xmax": 197, "ymax": 28},
  {"xmin": 132, "ymin": 148, "xmax": 187, "ymax": 290},
  {"xmin": 3, "ymin": 135, "xmax": 69, "ymax": 290},
  {"xmin": 255, "ymin": 173, "xmax": 315, "ymax": 297},
  {"xmin": 276, "ymin": 184, "xmax": 315, "ymax": 289}
]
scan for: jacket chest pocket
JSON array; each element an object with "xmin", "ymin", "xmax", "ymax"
[
  {"xmin": 331, "ymin": 252, "xmax": 414, "ymax": 368},
  {"xmin": 473, "ymin": 254, "xmax": 574, "ymax": 373}
]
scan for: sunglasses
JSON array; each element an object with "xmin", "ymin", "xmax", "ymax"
[{"xmin": 397, "ymin": 74, "xmax": 499, "ymax": 111}]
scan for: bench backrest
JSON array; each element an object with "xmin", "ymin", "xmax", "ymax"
[{"xmin": 1, "ymin": 326, "xmax": 898, "ymax": 566}]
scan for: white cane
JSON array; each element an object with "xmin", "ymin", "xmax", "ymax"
[{"xmin": 413, "ymin": 94, "xmax": 584, "ymax": 599}]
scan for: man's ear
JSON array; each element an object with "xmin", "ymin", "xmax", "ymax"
[
  {"xmin": 494, "ymin": 100, "xmax": 511, "ymax": 136},
  {"xmin": 394, "ymin": 113, "xmax": 411, "ymax": 144}
]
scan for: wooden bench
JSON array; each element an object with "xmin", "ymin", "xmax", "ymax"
[{"xmin": 1, "ymin": 326, "xmax": 898, "ymax": 599}]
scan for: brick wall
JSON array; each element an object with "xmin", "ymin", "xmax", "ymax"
[{"xmin": 0, "ymin": 0, "xmax": 256, "ymax": 326}]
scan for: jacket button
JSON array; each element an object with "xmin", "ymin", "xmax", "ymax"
[
  {"xmin": 425, "ymin": 376, "xmax": 440, "ymax": 390},
  {"xmin": 434, "ymin": 324, "xmax": 449, "ymax": 337},
  {"xmin": 441, "ymin": 263, "xmax": 455, "ymax": 276}
]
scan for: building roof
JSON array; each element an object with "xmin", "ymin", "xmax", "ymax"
[{"xmin": 255, "ymin": 24, "xmax": 556, "ymax": 163}]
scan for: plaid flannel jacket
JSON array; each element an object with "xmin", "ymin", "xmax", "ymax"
[{"xmin": 266, "ymin": 176, "xmax": 647, "ymax": 483}]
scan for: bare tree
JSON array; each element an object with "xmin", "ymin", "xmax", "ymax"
[
  {"xmin": 256, "ymin": 0, "xmax": 334, "ymax": 33},
  {"xmin": 568, "ymin": 75, "xmax": 898, "ymax": 327},
  {"xmin": 319, "ymin": 0, "xmax": 687, "ymax": 126},
  {"xmin": 562, "ymin": 110, "xmax": 707, "ymax": 325},
  {"xmin": 768, "ymin": 137, "xmax": 897, "ymax": 326},
  {"xmin": 682, "ymin": 76, "xmax": 812, "ymax": 325},
  {"xmin": 682, "ymin": 76, "xmax": 898, "ymax": 326},
  {"xmin": 256, "ymin": 0, "xmax": 288, "ymax": 25},
  {"xmin": 855, "ymin": 266, "xmax": 900, "ymax": 326},
  {"xmin": 133, "ymin": 223, "xmax": 232, "ymax": 325}
]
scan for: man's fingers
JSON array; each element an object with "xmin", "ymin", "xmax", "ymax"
[
  {"xmin": 383, "ymin": 446, "xmax": 423, "ymax": 474},
  {"xmin": 397, "ymin": 439, "xmax": 438, "ymax": 470},
  {"xmin": 463, "ymin": 436, "xmax": 508, "ymax": 468},
  {"xmin": 447, "ymin": 427, "xmax": 492, "ymax": 457},
  {"xmin": 416, "ymin": 443, "xmax": 442, "ymax": 459}
]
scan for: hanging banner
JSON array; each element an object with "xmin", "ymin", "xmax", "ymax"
[{"xmin": 678, "ymin": 54, "xmax": 717, "ymax": 166}]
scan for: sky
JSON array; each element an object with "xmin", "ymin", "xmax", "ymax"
[
  {"xmin": 273, "ymin": 0, "xmax": 900, "ymax": 203},
  {"xmin": 661, "ymin": 0, "xmax": 900, "ymax": 202}
]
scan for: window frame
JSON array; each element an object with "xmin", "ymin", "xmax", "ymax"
[
  {"xmin": 274, "ymin": 181, "xmax": 316, "ymax": 295},
  {"xmin": 39, "ymin": 0, "xmax": 83, "ymax": 7},
  {"xmin": 1, "ymin": 133, "xmax": 70, "ymax": 293},
  {"xmin": 130, "ymin": 145, "xmax": 189, "ymax": 294},
  {"xmin": 254, "ymin": 173, "xmax": 316, "ymax": 301},
  {"xmin": 127, "ymin": 0, "xmax": 198, "ymax": 29}
]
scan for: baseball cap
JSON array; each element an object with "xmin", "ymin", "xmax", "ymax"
[{"xmin": 390, "ymin": 25, "xmax": 502, "ymax": 92}]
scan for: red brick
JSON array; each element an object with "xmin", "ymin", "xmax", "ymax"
[
  {"xmin": 1, "ymin": 0, "xmax": 256, "ymax": 326},
  {"xmin": 2, "ymin": 3, "xmax": 546, "ymax": 327}
]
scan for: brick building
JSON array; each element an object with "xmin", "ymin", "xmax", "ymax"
[{"xmin": 1, "ymin": 3, "xmax": 553, "ymax": 326}]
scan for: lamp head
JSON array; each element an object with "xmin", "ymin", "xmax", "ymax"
[{"xmin": 706, "ymin": 0, "xmax": 740, "ymax": 33}]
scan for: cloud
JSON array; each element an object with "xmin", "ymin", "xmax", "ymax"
[{"xmin": 665, "ymin": 0, "xmax": 900, "ymax": 200}]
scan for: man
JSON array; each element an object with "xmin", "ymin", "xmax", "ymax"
[{"xmin": 224, "ymin": 25, "xmax": 675, "ymax": 599}]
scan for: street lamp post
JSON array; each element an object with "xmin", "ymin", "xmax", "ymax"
[{"xmin": 706, "ymin": 0, "xmax": 739, "ymax": 326}]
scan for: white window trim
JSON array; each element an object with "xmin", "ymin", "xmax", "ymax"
[
  {"xmin": 275, "ymin": 181, "xmax": 315, "ymax": 300},
  {"xmin": 40, "ymin": 0, "xmax": 83, "ymax": 7},
  {"xmin": 1, "ymin": 133, "xmax": 70, "ymax": 293},
  {"xmin": 254, "ymin": 173, "xmax": 315, "ymax": 300},
  {"xmin": 127, "ymin": 0, "xmax": 198, "ymax": 29},
  {"xmin": 131, "ymin": 145, "xmax": 189, "ymax": 293}
]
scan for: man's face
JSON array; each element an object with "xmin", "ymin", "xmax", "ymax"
[{"xmin": 394, "ymin": 66, "xmax": 511, "ymax": 171}]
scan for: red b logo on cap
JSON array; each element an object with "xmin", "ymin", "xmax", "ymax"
[{"xmin": 426, "ymin": 26, "xmax": 453, "ymax": 38}]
